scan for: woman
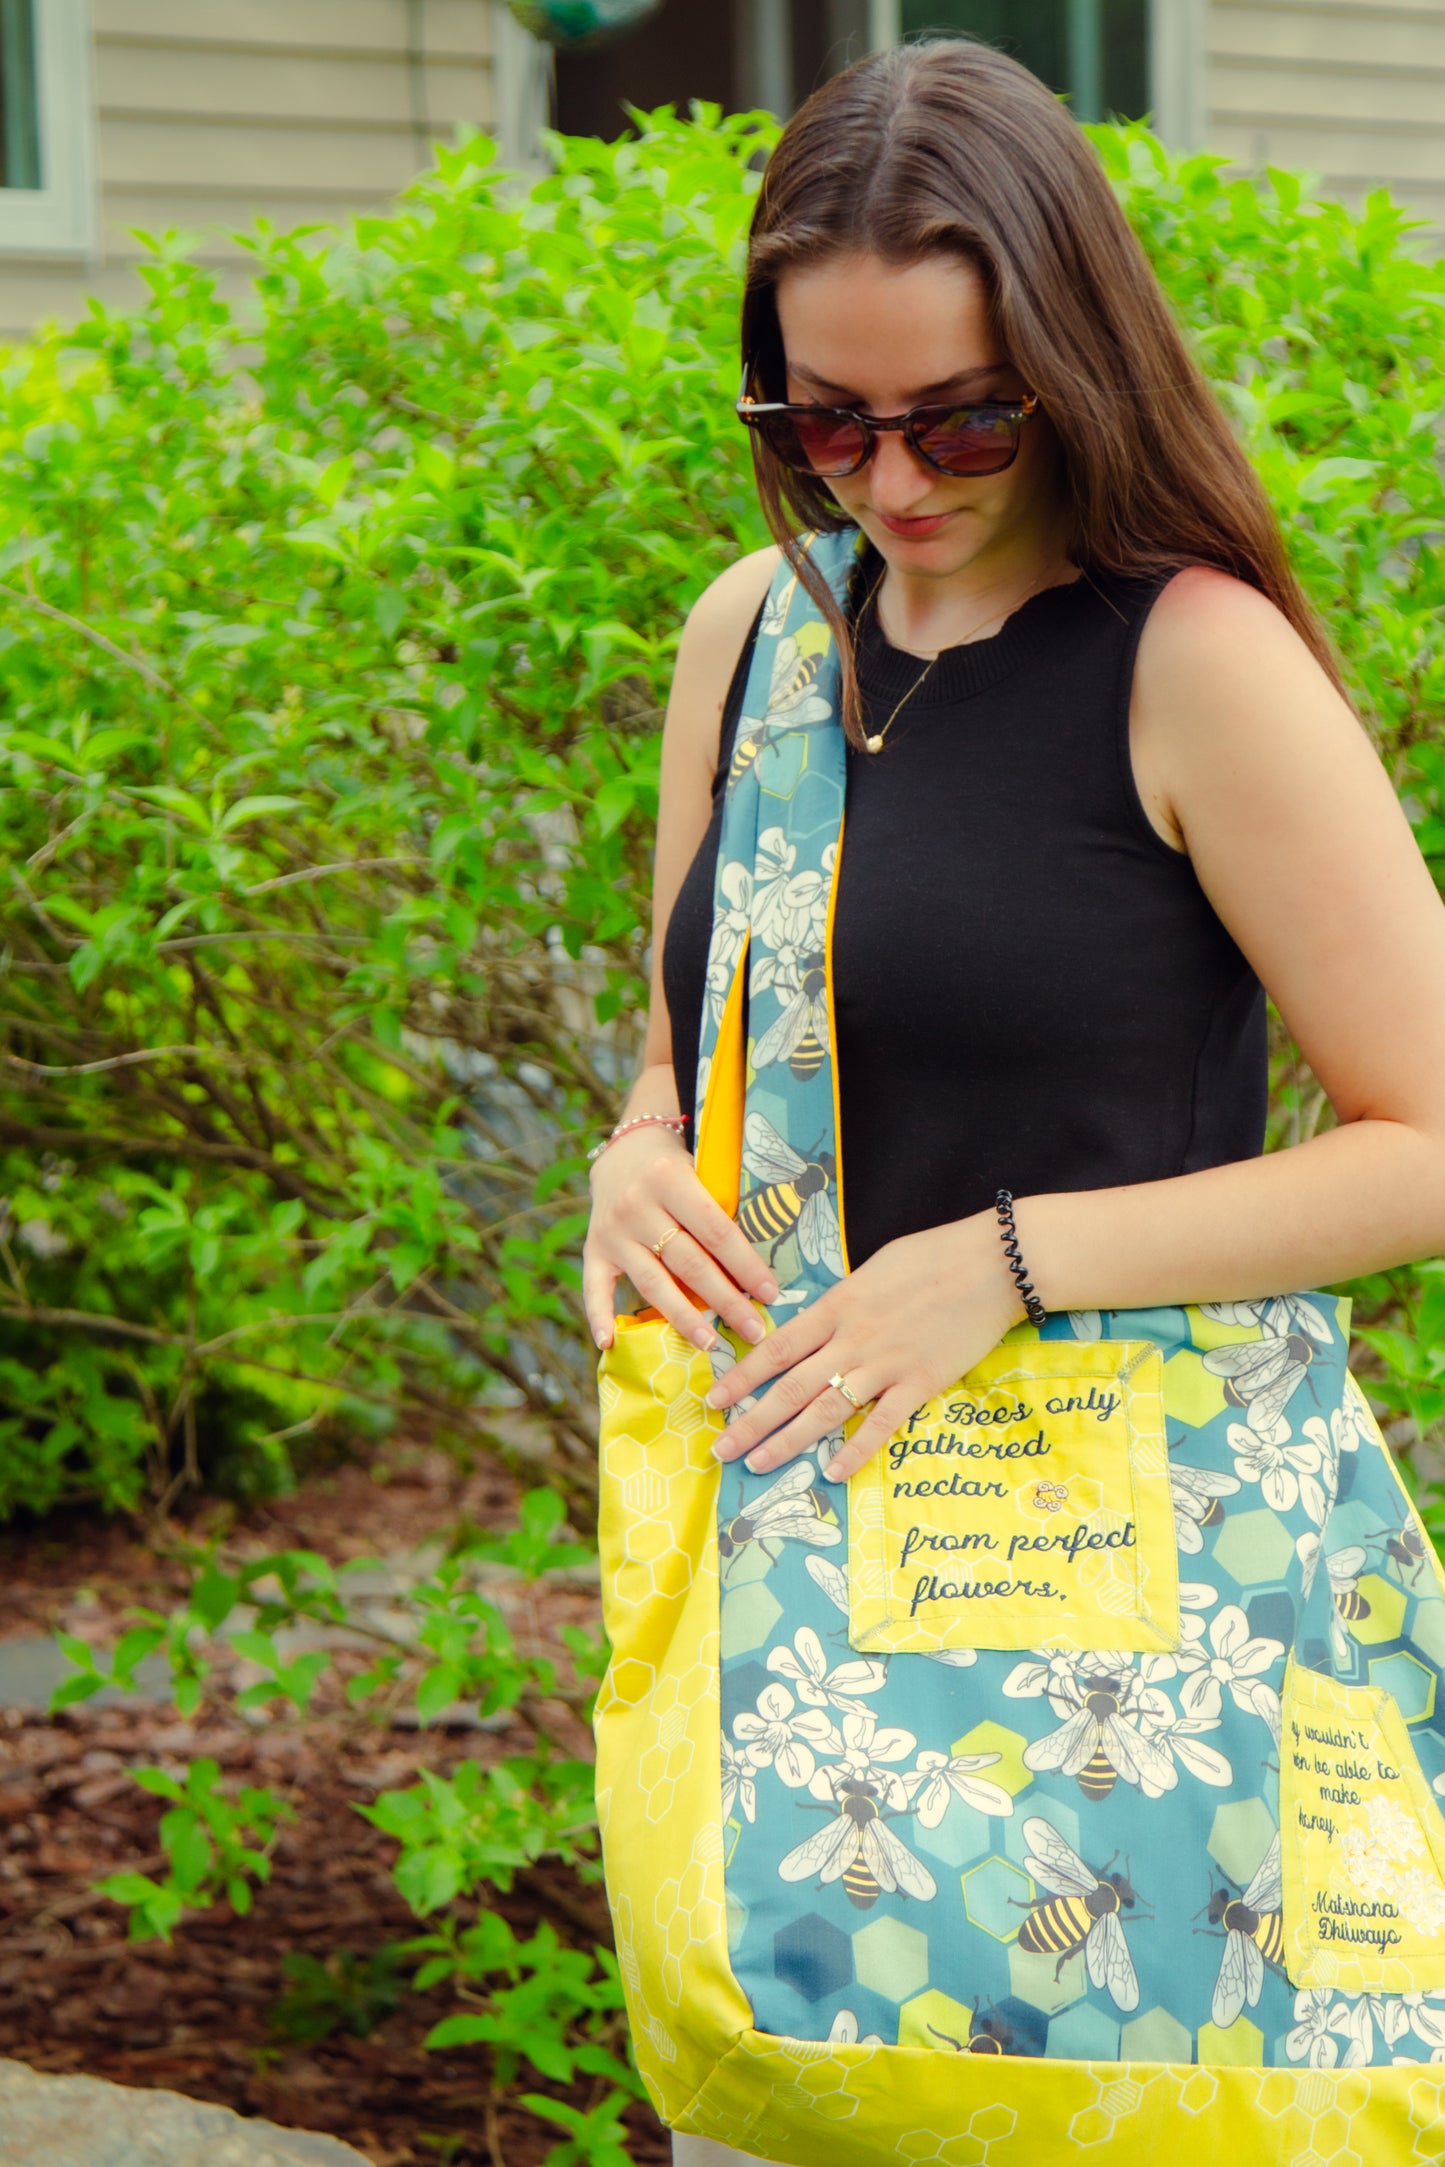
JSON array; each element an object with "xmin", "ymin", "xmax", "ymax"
[{"xmin": 584, "ymin": 37, "xmax": 1445, "ymax": 2167}]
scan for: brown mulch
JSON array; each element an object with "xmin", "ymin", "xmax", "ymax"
[{"xmin": 0, "ymin": 1438, "xmax": 670, "ymax": 2166}]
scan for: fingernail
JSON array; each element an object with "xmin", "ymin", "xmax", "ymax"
[
  {"xmin": 745, "ymin": 1452, "xmax": 771, "ymax": 1474},
  {"xmin": 743, "ymin": 1317, "xmax": 765, "ymax": 1344},
  {"xmin": 694, "ymin": 1325, "xmax": 719, "ymax": 1350},
  {"xmin": 759, "ymin": 1278, "xmax": 780, "ymax": 1303},
  {"xmin": 823, "ymin": 1458, "xmax": 847, "ymax": 1484},
  {"xmin": 705, "ymin": 1386, "xmax": 725, "ymax": 1409}
]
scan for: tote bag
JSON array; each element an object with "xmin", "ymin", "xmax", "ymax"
[{"xmin": 594, "ymin": 531, "xmax": 1445, "ymax": 2165}]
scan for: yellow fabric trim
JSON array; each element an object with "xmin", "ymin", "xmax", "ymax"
[
  {"xmin": 821, "ymin": 800, "xmax": 851, "ymax": 1278},
  {"xmin": 677, "ymin": 2031, "xmax": 1445, "ymax": 2164},
  {"xmin": 1281, "ymin": 1655, "xmax": 1445, "ymax": 1992},
  {"xmin": 595, "ymin": 1309, "xmax": 1445, "ymax": 2159},
  {"xmin": 847, "ymin": 1339, "xmax": 1178, "ymax": 1654},
  {"xmin": 594, "ymin": 1314, "xmax": 752, "ymax": 2125},
  {"xmin": 694, "ymin": 937, "xmax": 749, "ymax": 1218}
]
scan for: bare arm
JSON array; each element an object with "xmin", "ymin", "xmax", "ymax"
[
  {"xmin": 1017, "ymin": 566, "xmax": 1445, "ymax": 1310},
  {"xmin": 582, "ymin": 545, "xmax": 781, "ymax": 1347}
]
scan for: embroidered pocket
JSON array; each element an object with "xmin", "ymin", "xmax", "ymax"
[
  {"xmin": 1280, "ymin": 1655, "xmax": 1445, "ymax": 1992},
  {"xmin": 847, "ymin": 1339, "xmax": 1178, "ymax": 1655}
]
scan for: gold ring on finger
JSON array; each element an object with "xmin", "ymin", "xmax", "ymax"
[
  {"xmin": 650, "ymin": 1223, "xmax": 683, "ymax": 1258},
  {"xmin": 828, "ymin": 1370, "xmax": 872, "ymax": 1411}
]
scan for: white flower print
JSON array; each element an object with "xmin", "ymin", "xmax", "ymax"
[
  {"xmin": 720, "ymin": 1734, "xmax": 757, "ymax": 1824},
  {"xmin": 1298, "ymin": 1412, "xmax": 1352, "ymax": 1525},
  {"xmin": 750, "ymin": 829, "xmax": 801, "ymax": 953},
  {"xmin": 805, "ymin": 1705, "xmax": 918, "ymax": 1812},
  {"xmin": 902, "ymin": 1749, "xmax": 1014, "ymax": 1826},
  {"xmin": 1330, "ymin": 1992, "xmax": 1411, "ymax": 2066},
  {"xmin": 1172, "ymin": 1603, "xmax": 1284, "ymax": 1731},
  {"xmin": 766, "ymin": 1627, "xmax": 887, "ymax": 1713},
  {"xmin": 1338, "ymin": 1371, "xmax": 1382, "ymax": 1453},
  {"xmin": 733, "ymin": 1682, "xmax": 840, "ymax": 1789},
  {"xmin": 702, "ymin": 859, "xmax": 752, "ymax": 1027},
  {"xmin": 1227, "ymin": 1418, "xmax": 1326, "ymax": 1521},
  {"xmin": 1405, "ymin": 1991, "xmax": 1445, "ymax": 2058},
  {"xmin": 1286, "ymin": 1988, "xmax": 1346, "ymax": 2068}
]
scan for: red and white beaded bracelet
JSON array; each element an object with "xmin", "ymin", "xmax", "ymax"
[{"xmin": 586, "ymin": 1111, "xmax": 689, "ymax": 1165}]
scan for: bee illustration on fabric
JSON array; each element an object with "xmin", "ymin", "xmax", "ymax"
[
  {"xmin": 718, "ymin": 1461, "xmax": 842, "ymax": 1579},
  {"xmin": 1017, "ymin": 1816, "xmax": 1144, "ymax": 2010},
  {"xmin": 927, "ymin": 2002, "xmax": 1030, "ymax": 2057},
  {"xmin": 739, "ymin": 1113, "xmax": 844, "ymax": 1276},
  {"xmin": 1022, "ymin": 1666, "xmax": 1177, "ymax": 1803},
  {"xmin": 766, "ymin": 627, "xmax": 833, "ymax": 726},
  {"xmin": 1327, "ymin": 1545, "xmax": 1371, "ymax": 1625},
  {"xmin": 1201, "ymin": 1832, "xmax": 1284, "ymax": 2027},
  {"xmin": 1031, "ymin": 1481, "xmax": 1070, "ymax": 1515},
  {"xmin": 1168, "ymin": 1440, "xmax": 1241, "ymax": 1554},
  {"xmin": 1201, "ymin": 1322, "xmax": 1328, "ymax": 1437},
  {"xmin": 728, "ymin": 719, "xmax": 776, "ymax": 785},
  {"xmin": 1377, "ymin": 1514, "xmax": 1431, "ymax": 1588},
  {"xmin": 778, "ymin": 1771, "xmax": 937, "ymax": 1908},
  {"xmin": 752, "ymin": 955, "xmax": 830, "ymax": 1081},
  {"xmin": 707, "ymin": 1339, "xmax": 760, "ymax": 1431}
]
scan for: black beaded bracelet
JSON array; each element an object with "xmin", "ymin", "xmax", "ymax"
[{"xmin": 995, "ymin": 1189, "xmax": 1049, "ymax": 1328}]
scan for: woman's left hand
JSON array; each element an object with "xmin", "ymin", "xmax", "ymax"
[{"xmin": 704, "ymin": 1211, "xmax": 1026, "ymax": 1482}]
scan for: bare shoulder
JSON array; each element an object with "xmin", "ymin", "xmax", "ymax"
[
  {"xmin": 1130, "ymin": 563, "xmax": 1387, "ymax": 860},
  {"xmin": 675, "ymin": 539, "xmax": 784, "ymax": 715},
  {"xmin": 1135, "ymin": 564, "xmax": 1349, "ymax": 725},
  {"xmin": 687, "ymin": 541, "xmax": 783, "ymax": 636}
]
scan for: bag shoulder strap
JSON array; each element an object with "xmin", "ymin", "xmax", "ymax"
[{"xmin": 692, "ymin": 527, "xmax": 864, "ymax": 1304}]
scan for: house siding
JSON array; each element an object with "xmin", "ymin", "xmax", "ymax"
[
  {"xmin": 1207, "ymin": 0, "xmax": 1445, "ymax": 235},
  {"xmin": 0, "ymin": 0, "xmax": 504, "ymax": 343}
]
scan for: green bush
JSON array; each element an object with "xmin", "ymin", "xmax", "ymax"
[
  {"xmin": 0, "ymin": 109, "xmax": 1443, "ymax": 1523},
  {"xmin": 0, "ymin": 112, "xmax": 767, "ymax": 1519}
]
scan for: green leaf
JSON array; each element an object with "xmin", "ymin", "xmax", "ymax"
[{"xmin": 218, "ymin": 795, "xmax": 302, "ymax": 834}]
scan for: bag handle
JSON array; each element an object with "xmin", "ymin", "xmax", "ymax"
[{"xmin": 687, "ymin": 529, "xmax": 864, "ymax": 1302}]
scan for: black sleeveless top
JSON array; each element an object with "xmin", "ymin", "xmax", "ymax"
[{"xmin": 662, "ymin": 556, "xmax": 1267, "ymax": 1269}]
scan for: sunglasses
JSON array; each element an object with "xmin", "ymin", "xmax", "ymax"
[{"xmin": 736, "ymin": 370, "xmax": 1040, "ymax": 479}]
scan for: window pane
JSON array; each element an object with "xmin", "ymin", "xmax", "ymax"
[
  {"xmin": 899, "ymin": 0, "xmax": 1149, "ymax": 121},
  {"xmin": 0, "ymin": 0, "xmax": 40, "ymax": 191}
]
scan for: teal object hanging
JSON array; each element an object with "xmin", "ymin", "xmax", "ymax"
[{"xmin": 505, "ymin": 0, "xmax": 666, "ymax": 46}]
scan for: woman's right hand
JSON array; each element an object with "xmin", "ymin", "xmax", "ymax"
[{"xmin": 583, "ymin": 1126, "xmax": 781, "ymax": 1353}]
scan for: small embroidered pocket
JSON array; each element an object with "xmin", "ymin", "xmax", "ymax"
[
  {"xmin": 1280, "ymin": 1655, "xmax": 1445, "ymax": 1992},
  {"xmin": 847, "ymin": 1338, "xmax": 1178, "ymax": 1654}
]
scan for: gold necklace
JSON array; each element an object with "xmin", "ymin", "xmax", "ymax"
[{"xmin": 860, "ymin": 564, "xmax": 1060, "ymax": 754}]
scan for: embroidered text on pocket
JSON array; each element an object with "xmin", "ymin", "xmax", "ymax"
[
  {"xmin": 1280, "ymin": 1656, "xmax": 1445, "ymax": 1992},
  {"xmin": 847, "ymin": 1339, "xmax": 1178, "ymax": 1655}
]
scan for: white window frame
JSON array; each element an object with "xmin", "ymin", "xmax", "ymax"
[
  {"xmin": 0, "ymin": 0, "xmax": 95, "ymax": 257},
  {"xmin": 492, "ymin": 3, "xmax": 552, "ymax": 180},
  {"xmin": 862, "ymin": 0, "xmax": 1205, "ymax": 148},
  {"xmin": 1149, "ymin": 0, "xmax": 1206, "ymax": 150}
]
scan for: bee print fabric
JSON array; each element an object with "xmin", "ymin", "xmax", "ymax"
[{"xmin": 593, "ymin": 532, "xmax": 1445, "ymax": 2164}]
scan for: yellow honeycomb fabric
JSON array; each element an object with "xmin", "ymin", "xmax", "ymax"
[{"xmin": 593, "ymin": 1313, "xmax": 1445, "ymax": 2163}]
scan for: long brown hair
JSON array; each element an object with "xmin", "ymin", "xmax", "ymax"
[{"xmin": 741, "ymin": 37, "xmax": 1341, "ymax": 745}]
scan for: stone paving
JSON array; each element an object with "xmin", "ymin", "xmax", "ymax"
[{"xmin": 0, "ymin": 2058, "xmax": 373, "ymax": 2164}]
